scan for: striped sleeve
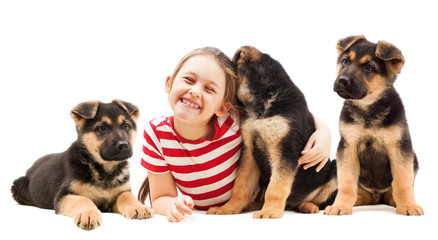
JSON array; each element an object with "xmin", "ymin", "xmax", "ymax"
[{"xmin": 141, "ymin": 118, "xmax": 169, "ymax": 174}]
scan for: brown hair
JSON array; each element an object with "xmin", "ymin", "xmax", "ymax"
[{"xmin": 137, "ymin": 47, "xmax": 238, "ymax": 205}]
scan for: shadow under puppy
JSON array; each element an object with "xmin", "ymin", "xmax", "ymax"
[
  {"xmin": 325, "ymin": 35, "xmax": 424, "ymax": 216},
  {"xmin": 11, "ymin": 100, "xmax": 153, "ymax": 230},
  {"xmin": 208, "ymin": 46, "xmax": 337, "ymax": 218}
]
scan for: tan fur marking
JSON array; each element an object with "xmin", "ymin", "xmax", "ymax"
[
  {"xmin": 383, "ymin": 189, "xmax": 396, "ymax": 207},
  {"xmin": 387, "ymin": 147, "xmax": 424, "ymax": 215},
  {"xmin": 359, "ymin": 55, "xmax": 372, "ymax": 64},
  {"xmin": 354, "ymin": 186, "xmax": 375, "ymax": 206},
  {"xmin": 82, "ymin": 132, "xmax": 103, "ymax": 160},
  {"xmin": 72, "ymin": 116, "xmax": 86, "ymax": 131},
  {"xmin": 117, "ymin": 115, "xmax": 126, "ymax": 125},
  {"xmin": 251, "ymin": 115, "xmax": 290, "ymax": 152},
  {"xmin": 57, "ymin": 194, "xmax": 102, "ymax": 230},
  {"xmin": 70, "ymin": 180, "xmax": 131, "ymax": 205},
  {"xmin": 101, "ymin": 116, "xmax": 112, "ymax": 125},
  {"xmin": 340, "ymin": 122, "xmax": 403, "ymax": 146},
  {"xmin": 325, "ymin": 122, "xmax": 363, "ymax": 215},
  {"xmin": 336, "ymin": 63, "xmax": 342, "ymax": 76},
  {"xmin": 254, "ymin": 167, "xmax": 294, "ymax": 219},
  {"xmin": 349, "ymin": 51, "xmax": 356, "ymax": 62},
  {"xmin": 237, "ymin": 79, "xmax": 254, "ymax": 106},
  {"xmin": 81, "ymin": 132, "xmax": 123, "ymax": 174},
  {"xmin": 307, "ymin": 178, "xmax": 338, "ymax": 205},
  {"xmin": 298, "ymin": 202, "xmax": 319, "ymax": 214},
  {"xmin": 353, "ymin": 75, "xmax": 388, "ymax": 109},
  {"xmin": 113, "ymin": 191, "xmax": 154, "ymax": 219}
]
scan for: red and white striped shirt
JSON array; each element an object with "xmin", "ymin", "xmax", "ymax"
[{"xmin": 141, "ymin": 112, "xmax": 244, "ymax": 210}]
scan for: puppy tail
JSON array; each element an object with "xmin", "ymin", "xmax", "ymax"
[{"xmin": 11, "ymin": 176, "xmax": 34, "ymax": 206}]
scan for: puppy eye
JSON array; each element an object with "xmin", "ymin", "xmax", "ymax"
[
  {"xmin": 342, "ymin": 58, "xmax": 350, "ymax": 66},
  {"xmin": 364, "ymin": 64, "xmax": 374, "ymax": 72},
  {"xmin": 123, "ymin": 123, "xmax": 131, "ymax": 130},
  {"xmin": 96, "ymin": 125, "xmax": 106, "ymax": 132}
]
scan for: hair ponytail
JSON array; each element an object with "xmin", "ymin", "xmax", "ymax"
[{"xmin": 137, "ymin": 177, "xmax": 150, "ymax": 205}]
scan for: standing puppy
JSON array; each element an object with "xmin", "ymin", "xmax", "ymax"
[
  {"xmin": 11, "ymin": 100, "xmax": 154, "ymax": 230},
  {"xmin": 325, "ymin": 36, "xmax": 424, "ymax": 216}
]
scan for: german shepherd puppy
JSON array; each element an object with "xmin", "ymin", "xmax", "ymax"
[
  {"xmin": 207, "ymin": 46, "xmax": 337, "ymax": 218},
  {"xmin": 325, "ymin": 35, "xmax": 424, "ymax": 216},
  {"xmin": 11, "ymin": 100, "xmax": 154, "ymax": 230}
]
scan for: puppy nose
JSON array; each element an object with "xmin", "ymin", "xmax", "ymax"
[
  {"xmin": 337, "ymin": 76, "xmax": 351, "ymax": 87},
  {"xmin": 116, "ymin": 141, "xmax": 130, "ymax": 151}
]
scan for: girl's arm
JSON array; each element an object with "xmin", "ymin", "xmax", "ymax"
[
  {"xmin": 148, "ymin": 171, "xmax": 194, "ymax": 222},
  {"xmin": 298, "ymin": 114, "xmax": 331, "ymax": 172}
]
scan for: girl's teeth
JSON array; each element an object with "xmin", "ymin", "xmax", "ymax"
[{"xmin": 182, "ymin": 99, "xmax": 200, "ymax": 109}]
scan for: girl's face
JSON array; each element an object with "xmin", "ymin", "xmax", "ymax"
[{"xmin": 165, "ymin": 55, "xmax": 231, "ymax": 126}]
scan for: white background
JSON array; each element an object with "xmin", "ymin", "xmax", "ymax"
[{"xmin": 1, "ymin": 0, "xmax": 437, "ymax": 239}]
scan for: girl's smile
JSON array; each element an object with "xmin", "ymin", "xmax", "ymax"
[{"xmin": 180, "ymin": 97, "xmax": 201, "ymax": 110}]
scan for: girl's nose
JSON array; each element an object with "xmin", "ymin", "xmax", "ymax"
[{"xmin": 189, "ymin": 84, "xmax": 201, "ymax": 98}]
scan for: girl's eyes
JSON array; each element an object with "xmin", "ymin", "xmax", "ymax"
[
  {"xmin": 183, "ymin": 77, "xmax": 216, "ymax": 93},
  {"xmin": 205, "ymin": 87, "xmax": 215, "ymax": 93},
  {"xmin": 184, "ymin": 77, "xmax": 195, "ymax": 83}
]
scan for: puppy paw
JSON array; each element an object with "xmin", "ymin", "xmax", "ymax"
[
  {"xmin": 324, "ymin": 204, "xmax": 352, "ymax": 215},
  {"xmin": 74, "ymin": 209, "xmax": 102, "ymax": 230},
  {"xmin": 206, "ymin": 205, "xmax": 243, "ymax": 215},
  {"xmin": 253, "ymin": 209, "xmax": 283, "ymax": 219},
  {"xmin": 122, "ymin": 204, "xmax": 154, "ymax": 219},
  {"xmin": 396, "ymin": 204, "xmax": 424, "ymax": 216},
  {"xmin": 298, "ymin": 202, "xmax": 320, "ymax": 214}
]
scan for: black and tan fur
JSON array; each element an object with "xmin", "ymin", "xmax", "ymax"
[
  {"xmin": 325, "ymin": 35, "xmax": 424, "ymax": 216},
  {"xmin": 11, "ymin": 100, "xmax": 153, "ymax": 230},
  {"xmin": 207, "ymin": 46, "xmax": 337, "ymax": 218}
]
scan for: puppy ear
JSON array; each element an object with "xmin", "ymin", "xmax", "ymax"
[
  {"xmin": 70, "ymin": 100, "xmax": 101, "ymax": 131},
  {"xmin": 376, "ymin": 40, "xmax": 405, "ymax": 75},
  {"xmin": 70, "ymin": 100, "xmax": 101, "ymax": 121},
  {"xmin": 232, "ymin": 46, "xmax": 261, "ymax": 65},
  {"xmin": 112, "ymin": 99, "xmax": 140, "ymax": 122},
  {"xmin": 336, "ymin": 35, "xmax": 366, "ymax": 55}
]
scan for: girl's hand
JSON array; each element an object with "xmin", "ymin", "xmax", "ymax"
[
  {"xmin": 166, "ymin": 195, "xmax": 194, "ymax": 222},
  {"xmin": 298, "ymin": 116, "xmax": 331, "ymax": 172}
]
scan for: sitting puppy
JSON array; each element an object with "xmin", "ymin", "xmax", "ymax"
[
  {"xmin": 11, "ymin": 100, "xmax": 154, "ymax": 230},
  {"xmin": 208, "ymin": 46, "xmax": 337, "ymax": 218},
  {"xmin": 325, "ymin": 35, "xmax": 424, "ymax": 216}
]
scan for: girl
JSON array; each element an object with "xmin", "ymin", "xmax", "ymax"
[{"xmin": 138, "ymin": 47, "xmax": 331, "ymax": 222}]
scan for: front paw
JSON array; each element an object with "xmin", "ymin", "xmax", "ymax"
[
  {"xmin": 206, "ymin": 205, "xmax": 243, "ymax": 215},
  {"xmin": 122, "ymin": 204, "xmax": 154, "ymax": 219},
  {"xmin": 324, "ymin": 204, "xmax": 353, "ymax": 215},
  {"xmin": 298, "ymin": 202, "xmax": 320, "ymax": 214},
  {"xmin": 74, "ymin": 209, "xmax": 102, "ymax": 230},
  {"xmin": 396, "ymin": 204, "xmax": 424, "ymax": 216},
  {"xmin": 253, "ymin": 208, "xmax": 283, "ymax": 219}
]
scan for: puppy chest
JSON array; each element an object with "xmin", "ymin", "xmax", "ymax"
[
  {"xmin": 357, "ymin": 138, "xmax": 393, "ymax": 190},
  {"xmin": 70, "ymin": 180, "xmax": 130, "ymax": 210}
]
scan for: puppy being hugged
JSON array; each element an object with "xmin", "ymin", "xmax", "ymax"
[
  {"xmin": 208, "ymin": 46, "xmax": 337, "ymax": 218},
  {"xmin": 11, "ymin": 100, "xmax": 153, "ymax": 230},
  {"xmin": 325, "ymin": 36, "xmax": 424, "ymax": 216}
]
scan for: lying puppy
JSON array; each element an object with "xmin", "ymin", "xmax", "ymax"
[
  {"xmin": 11, "ymin": 100, "xmax": 153, "ymax": 230},
  {"xmin": 325, "ymin": 35, "xmax": 424, "ymax": 216},
  {"xmin": 208, "ymin": 46, "xmax": 337, "ymax": 218}
]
